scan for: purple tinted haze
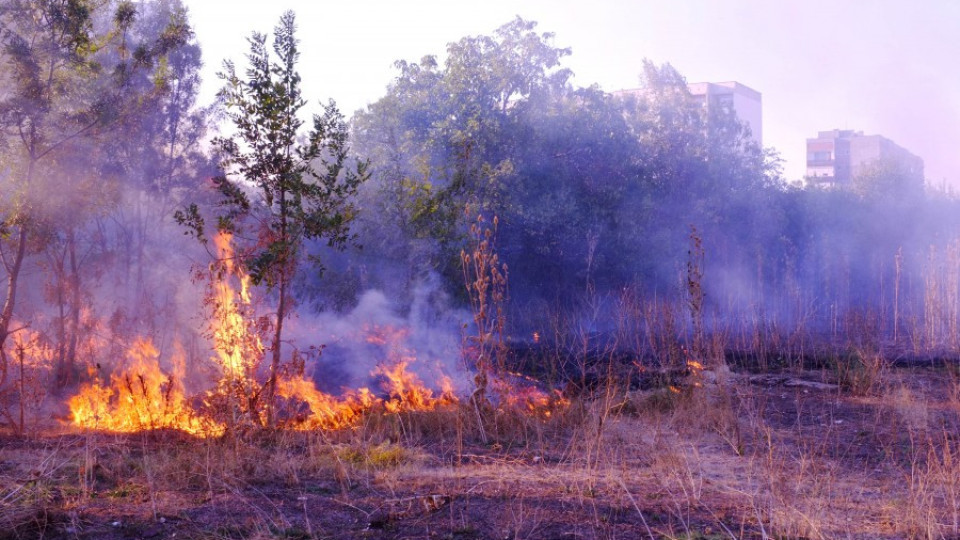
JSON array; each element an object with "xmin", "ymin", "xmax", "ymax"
[{"xmin": 185, "ymin": 0, "xmax": 960, "ymax": 186}]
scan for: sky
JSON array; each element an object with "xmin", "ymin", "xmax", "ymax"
[{"xmin": 183, "ymin": 0, "xmax": 960, "ymax": 185}]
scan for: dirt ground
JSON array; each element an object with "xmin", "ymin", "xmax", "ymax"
[{"xmin": 2, "ymin": 364, "xmax": 960, "ymax": 540}]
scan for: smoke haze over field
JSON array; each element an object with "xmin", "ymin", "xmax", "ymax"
[
  {"xmin": 8, "ymin": 10, "xmax": 960, "ymax": 539},
  {"xmin": 185, "ymin": 0, "xmax": 960, "ymax": 186},
  {"xmin": 6, "ymin": 0, "xmax": 960, "ymax": 440},
  {"xmin": 283, "ymin": 287, "xmax": 470, "ymax": 396}
]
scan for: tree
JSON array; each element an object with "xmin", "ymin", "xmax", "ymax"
[
  {"xmin": 177, "ymin": 11, "xmax": 367, "ymax": 425},
  {"xmin": 99, "ymin": 0, "xmax": 213, "ymax": 321},
  {"xmin": 0, "ymin": 0, "xmax": 190, "ymax": 385},
  {"xmin": 852, "ymin": 156, "xmax": 924, "ymax": 202},
  {"xmin": 351, "ymin": 17, "xmax": 571, "ymax": 291},
  {"xmin": 505, "ymin": 84, "xmax": 640, "ymax": 298}
]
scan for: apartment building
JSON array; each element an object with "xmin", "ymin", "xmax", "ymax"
[
  {"xmin": 613, "ymin": 80, "xmax": 762, "ymax": 146},
  {"xmin": 806, "ymin": 129, "xmax": 924, "ymax": 187}
]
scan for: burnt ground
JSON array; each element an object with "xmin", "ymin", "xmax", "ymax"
[{"xmin": 2, "ymin": 363, "xmax": 960, "ymax": 540}]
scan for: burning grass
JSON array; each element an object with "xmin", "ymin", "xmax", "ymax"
[
  {"xmin": 5, "ymin": 364, "xmax": 960, "ymax": 539},
  {"xmin": 68, "ymin": 338, "xmax": 222, "ymax": 437},
  {"xmin": 63, "ymin": 233, "xmax": 566, "ymax": 439},
  {"xmin": 6, "ymin": 233, "xmax": 960, "ymax": 539}
]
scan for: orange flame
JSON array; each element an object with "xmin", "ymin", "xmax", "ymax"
[
  {"xmin": 497, "ymin": 381, "xmax": 570, "ymax": 419},
  {"xmin": 66, "ymin": 232, "xmax": 566, "ymax": 436},
  {"xmin": 211, "ymin": 231, "xmax": 263, "ymax": 382},
  {"xmin": 375, "ymin": 360, "xmax": 456, "ymax": 413},
  {"xmin": 69, "ymin": 338, "xmax": 224, "ymax": 437},
  {"xmin": 276, "ymin": 376, "xmax": 376, "ymax": 430},
  {"xmin": 276, "ymin": 324, "xmax": 458, "ymax": 430}
]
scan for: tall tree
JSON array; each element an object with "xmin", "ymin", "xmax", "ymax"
[
  {"xmin": 351, "ymin": 17, "xmax": 571, "ymax": 289},
  {"xmin": 177, "ymin": 11, "xmax": 367, "ymax": 424},
  {"xmin": 0, "ymin": 0, "xmax": 190, "ymax": 384},
  {"xmin": 99, "ymin": 0, "xmax": 212, "ymax": 321}
]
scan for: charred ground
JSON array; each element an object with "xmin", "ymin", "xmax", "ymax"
[{"xmin": 3, "ymin": 357, "xmax": 960, "ymax": 540}]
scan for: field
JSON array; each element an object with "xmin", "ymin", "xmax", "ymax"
[{"xmin": 3, "ymin": 355, "xmax": 959, "ymax": 540}]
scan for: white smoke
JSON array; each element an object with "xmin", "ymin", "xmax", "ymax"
[{"xmin": 282, "ymin": 277, "xmax": 472, "ymax": 396}]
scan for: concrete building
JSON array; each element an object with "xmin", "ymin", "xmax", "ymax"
[
  {"xmin": 613, "ymin": 81, "xmax": 763, "ymax": 146},
  {"xmin": 805, "ymin": 129, "xmax": 924, "ymax": 187},
  {"xmin": 687, "ymin": 81, "xmax": 762, "ymax": 146}
]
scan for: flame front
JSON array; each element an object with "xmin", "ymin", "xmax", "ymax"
[
  {"xmin": 69, "ymin": 338, "xmax": 224, "ymax": 437},
  {"xmin": 212, "ymin": 231, "xmax": 263, "ymax": 382},
  {"xmin": 276, "ymin": 326, "xmax": 457, "ymax": 430},
  {"xmin": 276, "ymin": 376, "xmax": 376, "ymax": 430},
  {"xmin": 67, "ymin": 232, "xmax": 564, "ymax": 436},
  {"xmin": 501, "ymin": 384, "xmax": 569, "ymax": 419}
]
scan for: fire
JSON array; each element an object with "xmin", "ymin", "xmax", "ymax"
[
  {"xmin": 276, "ymin": 328, "xmax": 458, "ymax": 430},
  {"xmin": 497, "ymin": 381, "xmax": 569, "ymax": 419},
  {"xmin": 211, "ymin": 231, "xmax": 264, "ymax": 382},
  {"xmin": 273, "ymin": 365, "xmax": 456, "ymax": 431},
  {"xmin": 67, "ymin": 230, "xmax": 260, "ymax": 436},
  {"xmin": 276, "ymin": 376, "xmax": 376, "ymax": 430},
  {"xmin": 206, "ymin": 231, "xmax": 268, "ymax": 427},
  {"xmin": 364, "ymin": 323, "xmax": 407, "ymax": 346},
  {"xmin": 375, "ymin": 360, "xmax": 456, "ymax": 413},
  {"xmin": 65, "ymin": 232, "xmax": 566, "ymax": 436},
  {"xmin": 69, "ymin": 338, "xmax": 224, "ymax": 437},
  {"xmin": 365, "ymin": 323, "xmax": 456, "ymax": 412}
]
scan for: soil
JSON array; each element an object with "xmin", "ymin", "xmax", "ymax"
[{"xmin": 2, "ymin": 363, "xmax": 959, "ymax": 540}]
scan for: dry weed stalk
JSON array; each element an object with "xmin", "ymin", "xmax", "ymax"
[
  {"xmin": 919, "ymin": 243, "xmax": 960, "ymax": 353},
  {"xmin": 460, "ymin": 210, "xmax": 508, "ymax": 438},
  {"xmin": 893, "ymin": 389, "xmax": 960, "ymax": 540},
  {"xmin": 686, "ymin": 226, "xmax": 706, "ymax": 365},
  {"xmin": 894, "ymin": 247, "xmax": 903, "ymax": 345},
  {"xmin": 4, "ymin": 329, "xmax": 54, "ymax": 436}
]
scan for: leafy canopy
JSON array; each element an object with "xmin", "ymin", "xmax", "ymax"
[{"xmin": 177, "ymin": 10, "xmax": 367, "ymax": 286}]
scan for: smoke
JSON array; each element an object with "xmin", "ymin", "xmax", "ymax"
[{"xmin": 284, "ymin": 278, "xmax": 471, "ymax": 396}]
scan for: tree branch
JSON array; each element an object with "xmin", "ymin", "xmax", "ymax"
[
  {"xmin": 34, "ymin": 117, "xmax": 101, "ymax": 162},
  {"xmin": 0, "ymin": 242, "xmax": 11, "ymax": 274}
]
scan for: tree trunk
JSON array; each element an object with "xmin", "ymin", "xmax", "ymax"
[
  {"xmin": 267, "ymin": 276, "xmax": 286, "ymax": 427},
  {"xmin": 53, "ymin": 248, "xmax": 68, "ymax": 386},
  {"xmin": 265, "ymin": 196, "xmax": 289, "ymax": 428},
  {"xmin": 0, "ymin": 222, "xmax": 30, "ymax": 357},
  {"xmin": 64, "ymin": 228, "xmax": 81, "ymax": 386}
]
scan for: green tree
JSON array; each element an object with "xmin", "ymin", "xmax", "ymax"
[
  {"xmin": 101, "ymin": 0, "xmax": 213, "ymax": 319},
  {"xmin": 177, "ymin": 11, "xmax": 367, "ymax": 424},
  {"xmin": 621, "ymin": 61, "xmax": 784, "ymax": 286},
  {"xmin": 352, "ymin": 17, "xmax": 570, "ymax": 288},
  {"xmin": 852, "ymin": 156, "xmax": 924, "ymax": 202},
  {"xmin": 0, "ymin": 0, "xmax": 190, "ymax": 386}
]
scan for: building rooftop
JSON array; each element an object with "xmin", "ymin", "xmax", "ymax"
[{"xmin": 686, "ymin": 81, "xmax": 762, "ymax": 101}]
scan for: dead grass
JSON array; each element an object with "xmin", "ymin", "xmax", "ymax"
[{"xmin": 2, "ymin": 364, "xmax": 960, "ymax": 539}]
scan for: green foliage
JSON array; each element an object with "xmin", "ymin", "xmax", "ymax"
[
  {"xmin": 175, "ymin": 11, "xmax": 367, "ymax": 424},
  {"xmin": 108, "ymin": 0, "xmax": 211, "ymax": 194},
  {"xmin": 351, "ymin": 17, "xmax": 569, "ymax": 286},
  {"xmin": 852, "ymin": 156, "xmax": 924, "ymax": 202},
  {"xmin": 351, "ymin": 22, "xmax": 788, "ymax": 307},
  {"xmin": 198, "ymin": 11, "xmax": 367, "ymax": 286},
  {"xmin": 337, "ymin": 442, "xmax": 414, "ymax": 470}
]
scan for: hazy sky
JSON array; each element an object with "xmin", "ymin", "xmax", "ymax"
[{"xmin": 184, "ymin": 0, "xmax": 960, "ymax": 185}]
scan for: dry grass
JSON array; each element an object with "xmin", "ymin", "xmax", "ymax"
[{"xmin": 2, "ymin": 362, "xmax": 960, "ymax": 539}]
